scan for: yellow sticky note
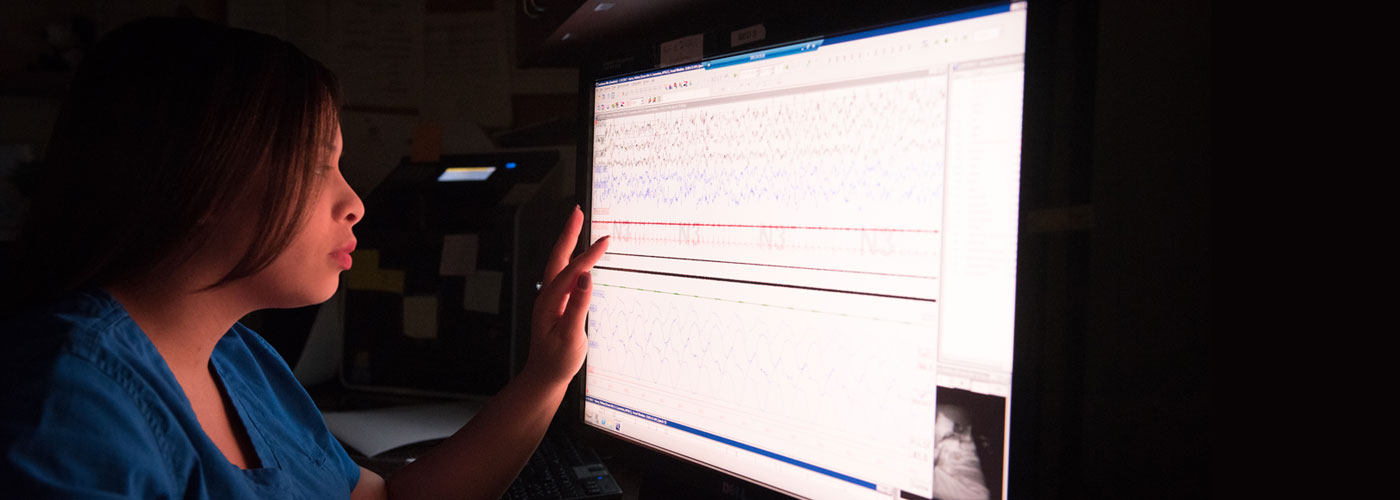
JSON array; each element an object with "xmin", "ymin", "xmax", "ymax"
[
  {"xmin": 348, "ymin": 249, "xmax": 380, "ymax": 271},
  {"xmin": 344, "ymin": 250, "xmax": 381, "ymax": 289},
  {"xmin": 345, "ymin": 249, "xmax": 405, "ymax": 294}
]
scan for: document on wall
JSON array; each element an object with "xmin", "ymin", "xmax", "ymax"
[
  {"xmin": 226, "ymin": 0, "xmax": 290, "ymax": 40},
  {"xmin": 326, "ymin": 0, "xmax": 425, "ymax": 111},
  {"xmin": 339, "ymin": 110, "xmax": 419, "ymax": 193},
  {"xmin": 421, "ymin": 10, "xmax": 513, "ymax": 128}
]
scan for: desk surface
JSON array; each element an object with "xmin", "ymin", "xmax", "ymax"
[{"xmin": 308, "ymin": 382, "xmax": 646, "ymax": 499}]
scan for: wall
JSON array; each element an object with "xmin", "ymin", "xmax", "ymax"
[{"xmin": 0, "ymin": 0, "xmax": 581, "ymax": 198}]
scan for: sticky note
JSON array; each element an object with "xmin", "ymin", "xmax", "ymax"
[
  {"xmin": 348, "ymin": 249, "xmax": 380, "ymax": 270},
  {"xmin": 403, "ymin": 295, "xmax": 439, "ymax": 339},
  {"xmin": 462, "ymin": 270, "xmax": 503, "ymax": 314},
  {"xmin": 345, "ymin": 250, "xmax": 405, "ymax": 294},
  {"xmin": 440, "ymin": 234, "xmax": 479, "ymax": 276}
]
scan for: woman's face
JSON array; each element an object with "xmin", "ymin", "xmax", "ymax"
[{"xmin": 239, "ymin": 126, "xmax": 363, "ymax": 308}]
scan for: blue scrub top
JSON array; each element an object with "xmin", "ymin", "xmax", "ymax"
[{"xmin": 0, "ymin": 290, "xmax": 361, "ymax": 499}]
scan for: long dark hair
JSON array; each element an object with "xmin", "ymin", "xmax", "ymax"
[{"xmin": 5, "ymin": 17, "xmax": 342, "ymax": 313}]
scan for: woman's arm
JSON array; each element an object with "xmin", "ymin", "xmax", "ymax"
[{"xmin": 353, "ymin": 207, "xmax": 608, "ymax": 500}]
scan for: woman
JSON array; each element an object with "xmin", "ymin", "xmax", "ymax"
[{"xmin": 0, "ymin": 17, "xmax": 607, "ymax": 499}]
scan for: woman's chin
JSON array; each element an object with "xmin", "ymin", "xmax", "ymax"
[
  {"xmin": 302, "ymin": 284, "xmax": 340, "ymax": 307},
  {"xmin": 262, "ymin": 282, "xmax": 340, "ymax": 310}
]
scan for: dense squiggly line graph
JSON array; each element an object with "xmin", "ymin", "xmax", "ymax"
[
  {"xmin": 592, "ymin": 77, "xmax": 948, "ymax": 226},
  {"xmin": 591, "ymin": 76, "xmax": 950, "ymax": 278},
  {"xmin": 586, "ymin": 281, "xmax": 935, "ymax": 445}
]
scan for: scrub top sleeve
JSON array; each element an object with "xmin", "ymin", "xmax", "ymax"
[{"xmin": 1, "ymin": 354, "xmax": 175, "ymax": 499}]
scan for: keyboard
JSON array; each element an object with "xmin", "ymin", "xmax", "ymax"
[{"xmin": 503, "ymin": 430, "xmax": 623, "ymax": 500}]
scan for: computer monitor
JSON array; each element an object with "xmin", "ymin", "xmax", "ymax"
[{"xmin": 579, "ymin": 2, "xmax": 1028, "ymax": 498}]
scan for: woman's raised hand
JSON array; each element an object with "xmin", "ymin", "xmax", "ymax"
[{"xmin": 525, "ymin": 206, "xmax": 609, "ymax": 384}]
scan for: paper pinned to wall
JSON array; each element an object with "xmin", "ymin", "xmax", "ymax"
[
  {"xmin": 326, "ymin": 0, "xmax": 425, "ymax": 111},
  {"xmin": 226, "ymin": 0, "xmax": 290, "ymax": 41},
  {"xmin": 660, "ymin": 33, "xmax": 704, "ymax": 67},
  {"xmin": 730, "ymin": 24, "xmax": 767, "ymax": 48},
  {"xmin": 421, "ymin": 10, "xmax": 513, "ymax": 128},
  {"xmin": 402, "ymin": 295, "xmax": 439, "ymax": 339},
  {"xmin": 462, "ymin": 271, "xmax": 504, "ymax": 314},
  {"xmin": 340, "ymin": 110, "xmax": 419, "ymax": 194},
  {"xmin": 439, "ymin": 234, "xmax": 479, "ymax": 276}
]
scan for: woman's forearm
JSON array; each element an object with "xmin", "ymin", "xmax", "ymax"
[{"xmin": 383, "ymin": 369, "xmax": 571, "ymax": 500}]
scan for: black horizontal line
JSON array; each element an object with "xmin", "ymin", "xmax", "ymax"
[{"xmin": 593, "ymin": 266, "xmax": 937, "ymax": 303}]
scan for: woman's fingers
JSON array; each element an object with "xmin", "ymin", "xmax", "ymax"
[
  {"xmin": 534, "ymin": 236, "xmax": 610, "ymax": 328},
  {"xmin": 530, "ymin": 271, "xmax": 594, "ymax": 383},
  {"xmin": 543, "ymin": 207, "xmax": 584, "ymax": 286},
  {"xmin": 557, "ymin": 271, "xmax": 592, "ymax": 338}
]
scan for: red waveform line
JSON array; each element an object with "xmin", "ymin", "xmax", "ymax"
[
  {"xmin": 600, "ymin": 234, "xmax": 940, "ymax": 257},
  {"xmin": 606, "ymin": 251, "xmax": 941, "ymax": 280},
  {"xmin": 593, "ymin": 220, "xmax": 939, "ymax": 233}
]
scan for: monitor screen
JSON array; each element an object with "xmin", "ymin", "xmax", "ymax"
[{"xmin": 581, "ymin": 3, "xmax": 1027, "ymax": 498}]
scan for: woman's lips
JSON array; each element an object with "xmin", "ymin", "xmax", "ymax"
[
  {"xmin": 332, "ymin": 251, "xmax": 352, "ymax": 270},
  {"xmin": 333, "ymin": 240, "xmax": 356, "ymax": 270}
]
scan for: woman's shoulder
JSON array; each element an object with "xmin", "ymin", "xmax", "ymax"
[
  {"xmin": 0, "ymin": 288, "xmax": 164, "ymax": 401},
  {"xmin": 2, "ymin": 288, "xmax": 131, "ymax": 338},
  {"xmin": 0, "ymin": 289, "xmax": 157, "ymax": 373},
  {"xmin": 0, "ymin": 292, "xmax": 184, "ymax": 496}
]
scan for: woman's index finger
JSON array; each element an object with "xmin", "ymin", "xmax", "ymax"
[
  {"xmin": 536, "ymin": 235, "xmax": 610, "ymax": 317},
  {"xmin": 544, "ymin": 206, "xmax": 584, "ymax": 285}
]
